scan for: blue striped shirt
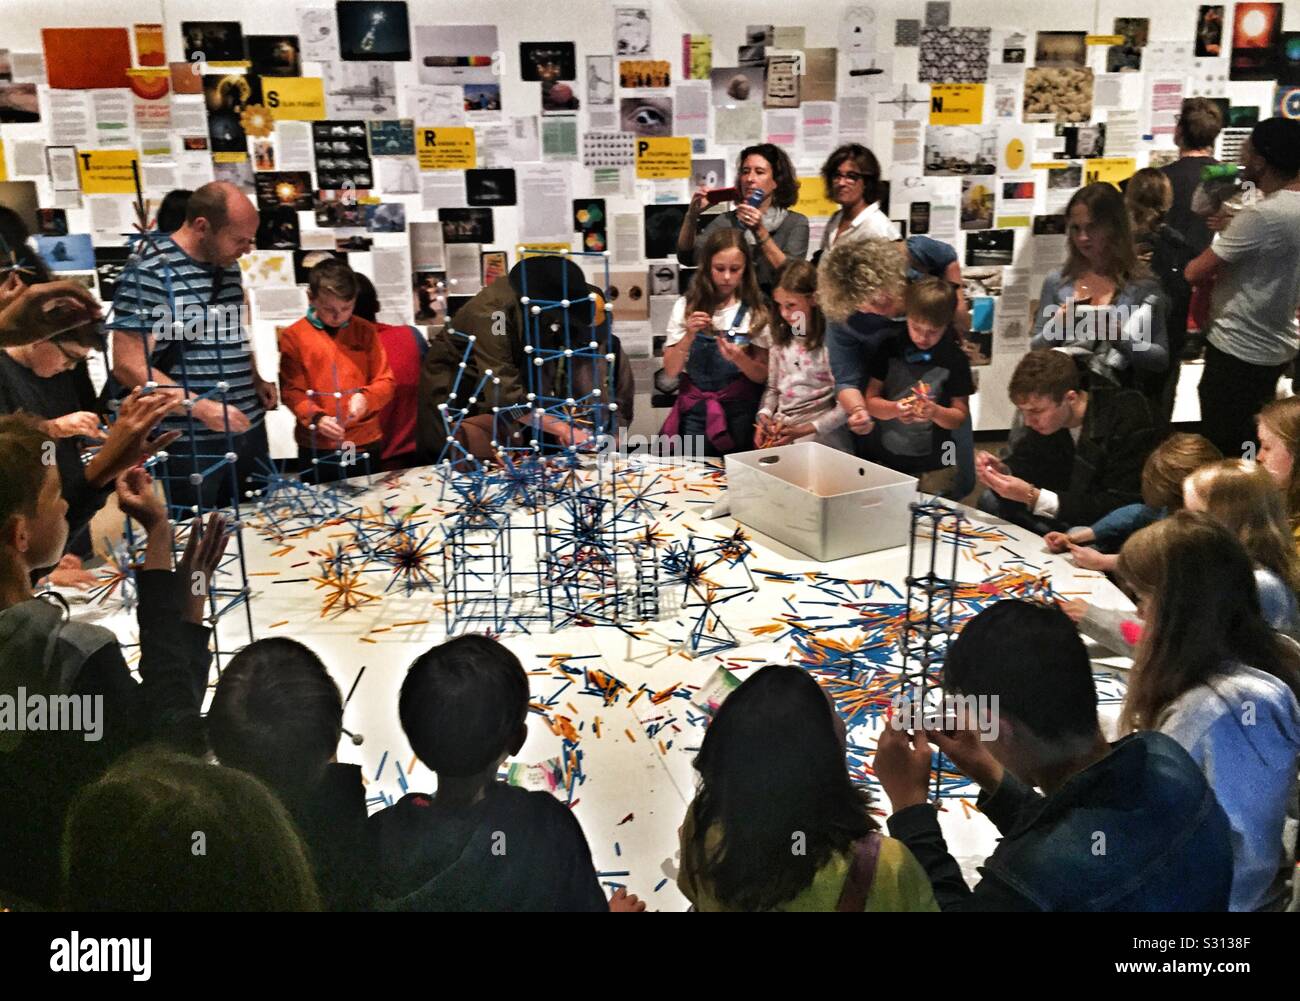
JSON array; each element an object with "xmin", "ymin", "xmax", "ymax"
[{"xmin": 109, "ymin": 235, "xmax": 263, "ymax": 439}]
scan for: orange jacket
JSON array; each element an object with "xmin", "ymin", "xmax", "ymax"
[{"xmin": 278, "ymin": 314, "xmax": 396, "ymax": 449}]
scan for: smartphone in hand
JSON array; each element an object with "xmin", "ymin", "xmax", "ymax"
[{"xmin": 705, "ymin": 186, "xmax": 741, "ymax": 205}]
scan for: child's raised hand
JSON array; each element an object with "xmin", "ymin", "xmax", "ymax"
[{"xmin": 609, "ymin": 887, "xmax": 647, "ymax": 912}]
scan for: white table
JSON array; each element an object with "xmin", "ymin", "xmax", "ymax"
[{"xmin": 73, "ymin": 455, "xmax": 1135, "ymax": 910}]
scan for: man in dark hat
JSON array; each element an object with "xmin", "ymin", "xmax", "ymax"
[
  {"xmin": 417, "ymin": 255, "xmax": 634, "ymax": 464},
  {"xmin": 1186, "ymin": 116, "xmax": 1300, "ymax": 456}
]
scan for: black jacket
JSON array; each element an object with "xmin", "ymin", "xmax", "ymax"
[
  {"xmin": 0, "ymin": 570, "xmax": 211, "ymax": 907},
  {"xmin": 286, "ymin": 763, "xmax": 375, "ymax": 912},
  {"xmin": 887, "ymin": 732, "xmax": 1234, "ymax": 911},
  {"xmin": 368, "ymin": 782, "xmax": 608, "ymax": 912},
  {"xmin": 1005, "ymin": 387, "xmax": 1158, "ymax": 526}
]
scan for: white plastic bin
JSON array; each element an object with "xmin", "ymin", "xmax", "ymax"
[{"xmin": 724, "ymin": 442, "xmax": 918, "ymax": 561}]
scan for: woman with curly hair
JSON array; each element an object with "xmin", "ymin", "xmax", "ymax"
[
  {"xmin": 818, "ymin": 237, "xmax": 907, "ymax": 444},
  {"xmin": 677, "ymin": 143, "xmax": 809, "ymax": 292}
]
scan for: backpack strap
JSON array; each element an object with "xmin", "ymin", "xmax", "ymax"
[{"xmin": 835, "ymin": 831, "xmax": 883, "ymax": 912}]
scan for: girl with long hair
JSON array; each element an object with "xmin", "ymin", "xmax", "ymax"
[
  {"xmin": 678, "ymin": 664, "xmax": 937, "ymax": 911},
  {"xmin": 660, "ymin": 229, "xmax": 771, "ymax": 455},
  {"xmin": 1116, "ymin": 511, "xmax": 1300, "ymax": 910}
]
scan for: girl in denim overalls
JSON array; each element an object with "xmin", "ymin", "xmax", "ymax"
[{"xmin": 660, "ymin": 229, "xmax": 770, "ymax": 457}]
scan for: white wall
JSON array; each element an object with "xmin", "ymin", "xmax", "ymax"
[{"xmin": 2, "ymin": 0, "xmax": 1295, "ymax": 437}]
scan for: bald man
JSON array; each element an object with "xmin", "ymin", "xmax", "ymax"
[{"xmin": 110, "ymin": 181, "xmax": 278, "ymax": 512}]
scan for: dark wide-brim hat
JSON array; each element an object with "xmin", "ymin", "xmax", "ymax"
[{"xmin": 507, "ymin": 255, "xmax": 607, "ymax": 331}]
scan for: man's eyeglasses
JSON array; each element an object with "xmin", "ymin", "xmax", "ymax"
[{"xmin": 50, "ymin": 340, "xmax": 85, "ymax": 366}]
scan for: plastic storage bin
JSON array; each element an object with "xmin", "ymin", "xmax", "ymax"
[{"xmin": 724, "ymin": 442, "xmax": 918, "ymax": 561}]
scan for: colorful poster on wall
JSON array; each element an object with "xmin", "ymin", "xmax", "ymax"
[
  {"xmin": 1230, "ymin": 3, "xmax": 1283, "ymax": 80},
  {"xmin": 42, "ymin": 28, "xmax": 132, "ymax": 89}
]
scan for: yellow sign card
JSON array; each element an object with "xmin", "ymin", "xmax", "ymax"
[
  {"xmin": 262, "ymin": 77, "xmax": 326, "ymax": 121},
  {"xmin": 75, "ymin": 149, "xmax": 140, "ymax": 194},
  {"xmin": 417, "ymin": 126, "xmax": 477, "ymax": 170},
  {"xmin": 794, "ymin": 176, "xmax": 838, "ymax": 219},
  {"xmin": 1084, "ymin": 157, "xmax": 1137, "ymax": 188},
  {"xmin": 634, "ymin": 136, "xmax": 691, "ymax": 179},
  {"xmin": 929, "ymin": 84, "xmax": 984, "ymax": 125}
]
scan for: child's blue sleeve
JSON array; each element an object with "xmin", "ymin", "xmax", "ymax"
[{"xmin": 1088, "ymin": 503, "xmax": 1162, "ymax": 549}]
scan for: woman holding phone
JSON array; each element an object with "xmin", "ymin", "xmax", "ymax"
[
  {"xmin": 676, "ymin": 143, "xmax": 809, "ymax": 293},
  {"xmin": 1029, "ymin": 182, "xmax": 1169, "ymax": 396}
]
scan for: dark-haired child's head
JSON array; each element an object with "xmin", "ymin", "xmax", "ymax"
[
  {"xmin": 0, "ymin": 414, "xmax": 68, "ymax": 587},
  {"xmin": 63, "ymin": 747, "xmax": 321, "ymax": 911},
  {"xmin": 399, "ymin": 635, "xmax": 529, "ymax": 779},
  {"xmin": 943, "ymin": 600, "xmax": 1100, "ymax": 783},
  {"xmin": 208, "ymin": 638, "xmax": 343, "ymax": 805},
  {"xmin": 685, "ymin": 664, "xmax": 873, "ymax": 911},
  {"xmin": 904, "ymin": 277, "xmax": 956, "ymax": 352}
]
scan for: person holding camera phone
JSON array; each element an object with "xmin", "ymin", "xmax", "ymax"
[
  {"xmin": 676, "ymin": 144, "xmax": 809, "ymax": 294},
  {"xmin": 660, "ymin": 230, "xmax": 771, "ymax": 456}
]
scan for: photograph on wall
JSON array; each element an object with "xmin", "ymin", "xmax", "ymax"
[
  {"xmin": 602, "ymin": 270, "xmax": 650, "ymax": 319},
  {"xmin": 1033, "ymin": 214, "xmax": 1067, "ymax": 235},
  {"xmin": 35, "ymin": 234, "xmax": 94, "ymax": 272},
  {"xmin": 643, "ymin": 204, "xmax": 688, "ymax": 259},
  {"xmin": 412, "ymin": 271, "xmax": 448, "ymax": 324},
  {"xmin": 324, "ymin": 62, "xmax": 398, "ymax": 117},
  {"xmin": 543, "ymin": 82, "xmax": 581, "ymax": 114},
  {"xmin": 466, "ymin": 168, "xmax": 517, "ymax": 207},
  {"xmin": 924, "ymin": 125, "xmax": 997, "ymax": 176},
  {"xmin": 254, "ymin": 171, "xmax": 314, "ymax": 212},
  {"xmin": 204, "ymin": 73, "xmax": 264, "ymax": 153},
  {"xmin": 293, "ymin": 249, "xmax": 348, "ymax": 285},
  {"xmin": 1108, "ymin": 17, "xmax": 1148, "ymax": 73},
  {"xmin": 314, "ymin": 190, "xmax": 369, "ymax": 228},
  {"xmin": 918, "ymin": 26, "xmax": 991, "ymax": 83},
  {"xmin": 1023, "ymin": 67, "xmax": 1094, "ymax": 123},
  {"xmin": 182, "ymin": 21, "xmax": 245, "ymax": 63},
  {"xmin": 1197, "ymin": 5, "xmax": 1226, "ymax": 58},
  {"xmin": 213, "ymin": 160, "xmax": 256, "ymax": 194},
  {"xmin": 337, "ymin": 1, "xmax": 412, "ymax": 62},
  {"xmin": 415, "ymin": 24, "xmax": 498, "ymax": 85},
  {"xmin": 376, "ymin": 157, "xmax": 420, "ymax": 193},
  {"xmin": 620, "ymin": 96, "xmax": 672, "ymax": 136},
  {"xmin": 739, "ymin": 25, "xmax": 772, "ymax": 68},
  {"xmin": 587, "ymin": 55, "xmax": 615, "ymax": 105},
  {"xmin": 481, "ymin": 250, "xmax": 508, "ymax": 286},
  {"xmin": 438, "ymin": 207, "xmax": 495, "ymax": 244},
  {"xmin": 1034, "ymin": 31, "xmax": 1086, "ymax": 68},
  {"xmin": 960, "ymin": 178, "xmax": 994, "ymax": 230},
  {"xmin": 615, "ymin": 7, "xmax": 652, "ymax": 56},
  {"xmin": 964, "ymin": 229, "xmax": 1014, "ymax": 267},
  {"xmin": 366, "ymin": 203, "xmax": 407, "ymax": 233},
  {"xmin": 247, "ymin": 35, "xmax": 301, "ymax": 77},
  {"xmin": 464, "ymin": 84, "xmax": 500, "ymax": 113},
  {"xmin": 1047, "ymin": 163, "xmax": 1083, "ymax": 190},
  {"xmin": 574, "ymin": 198, "xmax": 607, "ymax": 252},
  {"xmin": 0, "ymin": 83, "xmax": 38, "ymax": 123},
  {"xmin": 1230, "ymin": 3, "xmax": 1283, "ymax": 81},
  {"xmin": 619, "ymin": 60, "xmax": 670, "ymax": 89},
  {"xmin": 710, "ymin": 65, "xmax": 765, "ymax": 107},
  {"xmin": 1280, "ymin": 31, "xmax": 1300, "ymax": 85},
  {"xmin": 312, "ymin": 120, "xmax": 373, "ymax": 191},
  {"xmin": 43, "ymin": 28, "xmax": 132, "ymax": 89},
  {"xmin": 1059, "ymin": 123, "xmax": 1106, "ymax": 159},
  {"xmin": 691, "ymin": 157, "xmax": 726, "ymax": 190},
  {"xmin": 648, "ymin": 262, "xmax": 678, "ymax": 295},
  {"xmin": 36, "ymin": 208, "xmax": 68, "ymax": 237},
  {"xmin": 520, "ymin": 42, "xmax": 577, "ymax": 82},
  {"xmin": 256, "ymin": 205, "xmax": 300, "ymax": 250},
  {"xmin": 368, "ymin": 119, "xmax": 415, "ymax": 156}
]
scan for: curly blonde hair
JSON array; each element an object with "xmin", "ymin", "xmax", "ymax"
[{"xmin": 816, "ymin": 237, "xmax": 906, "ymax": 324}]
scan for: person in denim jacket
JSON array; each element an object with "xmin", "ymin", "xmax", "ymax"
[{"xmin": 874, "ymin": 599, "xmax": 1234, "ymax": 911}]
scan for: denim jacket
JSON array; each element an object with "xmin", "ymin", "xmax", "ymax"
[{"xmin": 888, "ymin": 731, "xmax": 1234, "ymax": 911}]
